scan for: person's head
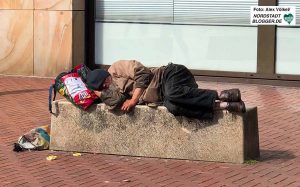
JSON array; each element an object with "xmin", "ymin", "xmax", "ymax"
[{"xmin": 86, "ymin": 69, "xmax": 111, "ymax": 91}]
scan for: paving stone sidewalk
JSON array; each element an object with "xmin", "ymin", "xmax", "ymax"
[{"xmin": 0, "ymin": 75, "xmax": 299, "ymax": 187}]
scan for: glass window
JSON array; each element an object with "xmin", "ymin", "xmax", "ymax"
[
  {"xmin": 96, "ymin": 0, "xmax": 258, "ymax": 25},
  {"xmin": 95, "ymin": 22, "xmax": 257, "ymax": 72},
  {"xmin": 276, "ymin": 1, "xmax": 300, "ymax": 75}
]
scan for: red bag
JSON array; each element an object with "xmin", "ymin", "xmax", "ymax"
[
  {"xmin": 61, "ymin": 73, "xmax": 98, "ymax": 110},
  {"xmin": 49, "ymin": 64, "xmax": 98, "ymax": 113}
]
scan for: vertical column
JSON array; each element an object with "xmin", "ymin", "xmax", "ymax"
[
  {"xmin": 34, "ymin": 0, "xmax": 85, "ymax": 77},
  {"xmin": 0, "ymin": 0, "xmax": 34, "ymax": 76},
  {"xmin": 257, "ymin": 0, "xmax": 277, "ymax": 75},
  {"xmin": 85, "ymin": 0, "xmax": 96, "ymax": 70}
]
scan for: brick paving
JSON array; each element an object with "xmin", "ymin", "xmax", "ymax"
[{"xmin": 0, "ymin": 75, "xmax": 299, "ymax": 187}]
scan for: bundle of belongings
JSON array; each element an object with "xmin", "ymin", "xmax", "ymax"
[
  {"xmin": 13, "ymin": 125, "xmax": 50, "ymax": 152},
  {"xmin": 14, "ymin": 64, "xmax": 100, "ymax": 152}
]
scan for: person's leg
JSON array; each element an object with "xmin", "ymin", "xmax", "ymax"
[
  {"xmin": 214, "ymin": 101, "xmax": 228, "ymax": 110},
  {"xmin": 214, "ymin": 101, "xmax": 246, "ymax": 113},
  {"xmin": 164, "ymin": 85, "xmax": 218, "ymax": 110},
  {"xmin": 162, "ymin": 64, "xmax": 218, "ymax": 110},
  {"xmin": 164, "ymin": 100, "xmax": 214, "ymax": 119},
  {"xmin": 162, "ymin": 63, "xmax": 198, "ymax": 89},
  {"xmin": 162, "ymin": 64, "xmax": 217, "ymax": 119},
  {"xmin": 162, "ymin": 64, "xmax": 246, "ymax": 117}
]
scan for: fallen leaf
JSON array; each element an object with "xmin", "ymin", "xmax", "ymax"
[
  {"xmin": 46, "ymin": 155, "xmax": 57, "ymax": 161},
  {"xmin": 72, "ymin": 153, "xmax": 82, "ymax": 157}
]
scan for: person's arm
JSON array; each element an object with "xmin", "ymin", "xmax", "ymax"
[
  {"xmin": 96, "ymin": 83, "xmax": 127, "ymax": 110},
  {"xmin": 93, "ymin": 90, "xmax": 101, "ymax": 98},
  {"xmin": 121, "ymin": 88, "xmax": 144, "ymax": 112}
]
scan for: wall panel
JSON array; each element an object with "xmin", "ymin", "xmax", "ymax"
[
  {"xmin": 0, "ymin": 10, "xmax": 33, "ymax": 75},
  {"xmin": 34, "ymin": 0, "xmax": 84, "ymax": 10},
  {"xmin": 34, "ymin": 10, "xmax": 73, "ymax": 77},
  {"xmin": 0, "ymin": 0, "xmax": 33, "ymax": 9}
]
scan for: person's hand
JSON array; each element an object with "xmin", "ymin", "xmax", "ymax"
[
  {"xmin": 93, "ymin": 90, "xmax": 102, "ymax": 98},
  {"xmin": 121, "ymin": 99, "xmax": 138, "ymax": 112}
]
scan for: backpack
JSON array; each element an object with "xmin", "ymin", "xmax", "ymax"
[{"xmin": 49, "ymin": 64, "xmax": 98, "ymax": 113}]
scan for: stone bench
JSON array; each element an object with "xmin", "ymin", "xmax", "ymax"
[{"xmin": 50, "ymin": 100, "xmax": 260, "ymax": 163}]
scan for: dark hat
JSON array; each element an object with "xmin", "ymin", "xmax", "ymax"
[{"xmin": 86, "ymin": 69, "xmax": 110, "ymax": 90}]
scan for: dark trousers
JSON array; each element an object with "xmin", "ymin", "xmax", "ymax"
[{"xmin": 162, "ymin": 64, "xmax": 218, "ymax": 119}]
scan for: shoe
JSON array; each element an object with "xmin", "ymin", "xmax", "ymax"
[
  {"xmin": 220, "ymin": 89, "xmax": 241, "ymax": 102},
  {"xmin": 226, "ymin": 101, "xmax": 246, "ymax": 113}
]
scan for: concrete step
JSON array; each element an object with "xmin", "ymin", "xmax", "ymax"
[{"xmin": 50, "ymin": 100, "xmax": 259, "ymax": 163}]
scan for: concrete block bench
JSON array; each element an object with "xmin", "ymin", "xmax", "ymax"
[{"xmin": 50, "ymin": 100, "xmax": 259, "ymax": 163}]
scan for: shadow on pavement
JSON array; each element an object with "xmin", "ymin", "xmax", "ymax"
[{"xmin": 259, "ymin": 149, "xmax": 296, "ymax": 161}]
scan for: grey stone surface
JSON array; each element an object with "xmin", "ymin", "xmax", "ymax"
[{"xmin": 50, "ymin": 100, "xmax": 259, "ymax": 163}]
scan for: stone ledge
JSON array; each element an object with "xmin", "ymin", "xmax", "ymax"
[{"xmin": 50, "ymin": 100, "xmax": 260, "ymax": 163}]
